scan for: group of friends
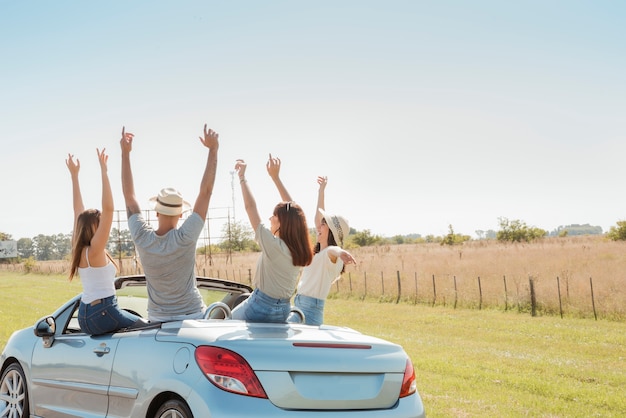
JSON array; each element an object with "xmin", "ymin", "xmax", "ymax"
[{"xmin": 66, "ymin": 125, "xmax": 356, "ymax": 335}]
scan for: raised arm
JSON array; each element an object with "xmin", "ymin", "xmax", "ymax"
[
  {"xmin": 193, "ymin": 124, "xmax": 220, "ymax": 220},
  {"xmin": 66, "ymin": 153, "xmax": 84, "ymax": 245},
  {"xmin": 235, "ymin": 159, "xmax": 261, "ymax": 232},
  {"xmin": 120, "ymin": 127, "xmax": 141, "ymax": 217},
  {"xmin": 314, "ymin": 176, "xmax": 327, "ymax": 230},
  {"xmin": 266, "ymin": 154, "xmax": 292, "ymax": 202},
  {"xmin": 90, "ymin": 148, "xmax": 114, "ymax": 254}
]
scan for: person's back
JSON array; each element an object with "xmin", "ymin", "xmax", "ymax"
[
  {"xmin": 120, "ymin": 125, "xmax": 220, "ymax": 322},
  {"xmin": 67, "ymin": 148, "xmax": 143, "ymax": 334},
  {"xmin": 230, "ymin": 156, "xmax": 313, "ymax": 323},
  {"xmin": 128, "ymin": 206, "xmax": 205, "ymax": 321}
]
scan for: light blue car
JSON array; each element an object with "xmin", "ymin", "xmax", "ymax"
[{"xmin": 1, "ymin": 275, "xmax": 425, "ymax": 417}]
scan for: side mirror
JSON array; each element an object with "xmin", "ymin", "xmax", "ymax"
[{"xmin": 34, "ymin": 316, "xmax": 56, "ymax": 348}]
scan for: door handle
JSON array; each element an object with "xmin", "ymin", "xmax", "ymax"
[{"xmin": 93, "ymin": 343, "xmax": 111, "ymax": 356}]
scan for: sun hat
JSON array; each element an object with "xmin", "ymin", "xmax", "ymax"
[
  {"xmin": 319, "ymin": 209, "xmax": 349, "ymax": 247},
  {"xmin": 149, "ymin": 188, "xmax": 191, "ymax": 216}
]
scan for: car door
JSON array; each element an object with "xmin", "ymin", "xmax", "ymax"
[{"xmin": 30, "ymin": 311, "xmax": 120, "ymax": 418}]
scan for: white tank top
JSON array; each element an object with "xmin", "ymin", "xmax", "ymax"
[{"xmin": 78, "ymin": 247, "xmax": 117, "ymax": 304}]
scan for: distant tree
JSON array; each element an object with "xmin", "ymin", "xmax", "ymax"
[
  {"xmin": 441, "ymin": 225, "xmax": 471, "ymax": 246},
  {"xmin": 423, "ymin": 235, "xmax": 442, "ymax": 243},
  {"xmin": 17, "ymin": 238, "xmax": 34, "ymax": 259},
  {"xmin": 0, "ymin": 232, "xmax": 12, "ymax": 241},
  {"xmin": 496, "ymin": 217, "xmax": 546, "ymax": 243},
  {"xmin": 350, "ymin": 229, "xmax": 382, "ymax": 247},
  {"xmin": 392, "ymin": 235, "xmax": 406, "ymax": 244},
  {"xmin": 53, "ymin": 233, "xmax": 72, "ymax": 260},
  {"xmin": 108, "ymin": 228, "xmax": 134, "ymax": 257},
  {"xmin": 33, "ymin": 234, "xmax": 54, "ymax": 260},
  {"xmin": 219, "ymin": 220, "xmax": 256, "ymax": 252},
  {"xmin": 551, "ymin": 224, "xmax": 603, "ymax": 236},
  {"xmin": 607, "ymin": 221, "xmax": 626, "ymax": 241}
]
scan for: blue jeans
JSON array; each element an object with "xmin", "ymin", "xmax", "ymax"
[
  {"xmin": 292, "ymin": 294, "xmax": 325, "ymax": 325},
  {"xmin": 78, "ymin": 295, "xmax": 140, "ymax": 335},
  {"xmin": 231, "ymin": 288, "xmax": 291, "ymax": 323}
]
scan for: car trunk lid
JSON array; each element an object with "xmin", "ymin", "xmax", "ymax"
[{"xmin": 158, "ymin": 321, "xmax": 408, "ymax": 410}]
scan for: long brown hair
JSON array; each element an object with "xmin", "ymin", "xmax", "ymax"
[
  {"xmin": 68, "ymin": 209, "xmax": 115, "ymax": 281},
  {"xmin": 273, "ymin": 201, "xmax": 313, "ymax": 267}
]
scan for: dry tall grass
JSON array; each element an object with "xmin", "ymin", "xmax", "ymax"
[{"xmin": 4, "ymin": 235, "xmax": 624, "ymax": 320}]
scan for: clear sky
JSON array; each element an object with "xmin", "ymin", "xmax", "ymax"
[{"xmin": 1, "ymin": 1, "xmax": 625, "ymax": 242}]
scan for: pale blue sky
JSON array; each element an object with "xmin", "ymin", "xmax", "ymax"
[{"xmin": 2, "ymin": 1, "xmax": 625, "ymax": 241}]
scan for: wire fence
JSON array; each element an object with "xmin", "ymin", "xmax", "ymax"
[{"xmin": 3, "ymin": 255, "xmax": 623, "ymax": 321}]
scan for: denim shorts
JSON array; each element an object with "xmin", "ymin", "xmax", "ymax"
[
  {"xmin": 293, "ymin": 294, "xmax": 325, "ymax": 326},
  {"xmin": 231, "ymin": 288, "xmax": 291, "ymax": 323},
  {"xmin": 78, "ymin": 295, "xmax": 140, "ymax": 335}
]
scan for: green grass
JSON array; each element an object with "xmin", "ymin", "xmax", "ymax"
[
  {"xmin": 325, "ymin": 298, "xmax": 626, "ymax": 417},
  {"xmin": 2, "ymin": 272, "xmax": 625, "ymax": 417}
]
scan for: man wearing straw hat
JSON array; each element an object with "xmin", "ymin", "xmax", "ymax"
[{"xmin": 120, "ymin": 124, "xmax": 219, "ymax": 322}]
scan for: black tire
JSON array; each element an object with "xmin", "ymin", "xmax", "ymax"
[
  {"xmin": 154, "ymin": 398, "xmax": 193, "ymax": 418},
  {"xmin": 0, "ymin": 362, "xmax": 30, "ymax": 418}
]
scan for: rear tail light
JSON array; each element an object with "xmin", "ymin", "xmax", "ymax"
[
  {"xmin": 400, "ymin": 359, "xmax": 417, "ymax": 398},
  {"xmin": 195, "ymin": 346, "xmax": 267, "ymax": 398}
]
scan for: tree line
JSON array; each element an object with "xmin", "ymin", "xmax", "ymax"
[{"xmin": 1, "ymin": 218, "xmax": 623, "ymax": 263}]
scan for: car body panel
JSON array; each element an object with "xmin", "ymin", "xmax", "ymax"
[{"xmin": 1, "ymin": 276, "xmax": 426, "ymax": 418}]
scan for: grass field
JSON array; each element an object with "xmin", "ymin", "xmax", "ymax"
[
  {"xmin": 1, "ymin": 272, "xmax": 624, "ymax": 417},
  {"xmin": 7, "ymin": 235, "xmax": 626, "ymax": 320}
]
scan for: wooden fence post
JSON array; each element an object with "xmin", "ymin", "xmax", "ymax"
[
  {"xmin": 590, "ymin": 277, "xmax": 597, "ymax": 320},
  {"xmin": 503, "ymin": 275, "xmax": 508, "ymax": 311},
  {"xmin": 557, "ymin": 276, "xmax": 563, "ymax": 318},
  {"xmin": 478, "ymin": 276, "xmax": 482, "ymax": 310},
  {"xmin": 396, "ymin": 271, "xmax": 401, "ymax": 304},
  {"xmin": 529, "ymin": 277, "xmax": 536, "ymax": 317}
]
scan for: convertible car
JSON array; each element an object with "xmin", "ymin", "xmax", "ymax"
[{"xmin": 1, "ymin": 275, "xmax": 425, "ymax": 418}]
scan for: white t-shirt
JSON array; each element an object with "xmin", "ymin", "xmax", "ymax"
[{"xmin": 296, "ymin": 246, "xmax": 344, "ymax": 300}]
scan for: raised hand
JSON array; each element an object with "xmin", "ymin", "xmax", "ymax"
[
  {"xmin": 234, "ymin": 159, "xmax": 248, "ymax": 179},
  {"xmin": 66, "ymin": 153, "xmax": 80, "ymax": 176},
  {"xmin": 97, "ymin": 148, "xmax": 108, "ymax": 172},
  {"xmin": 200, "ymin": 124, "xmax": 219, "ymax": 150},
  {"xmin": 120, "ymin": 126, "xmax": 135, "ymax": 153},
  {"xmin": 266, "ymin": 153, "xmax": 281, "ymax": 180}
]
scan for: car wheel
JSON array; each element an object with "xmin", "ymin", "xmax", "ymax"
[
  {"xmin": 154, "ymin": 399, "xmax": 192, "ymax": 418},
  {"xmin": 0, "ymin": 362, "xmax": 30, "ymax": 418}
]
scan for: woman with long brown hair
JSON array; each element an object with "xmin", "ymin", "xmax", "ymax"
[
  {"xmin": 231, "ymin": 156, "xmax": 313, "ymax": 323},
  {"xmin": 266, "ymin": 156, "xmax": 356, "ymax": 325},
  {"xmin": 67, "ymin": 148, "xmax": 143, "ymax": 334}
]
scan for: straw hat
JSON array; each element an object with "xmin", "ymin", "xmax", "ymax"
[
  {"xmin": 149, "ymin": 188, "xmax": 191, "ymax": 216},
  {"xmin": 319, "ymin": 209, "xmax": 349, "ymax": 247}
]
